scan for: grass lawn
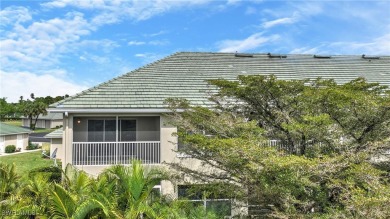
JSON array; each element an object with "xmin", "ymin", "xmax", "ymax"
[
  {"xmin": 0, "ymin": 151, "xmax": 55, "ymax": 178},
  {"xmin": 34, "ymin": 128, "xmax": 56, "ymax": 133},
  {"xmin": 3, "ymin": 119, "xmax": 56, "ymax": 133},
  {"xmin": 3, "ymin": 119, "xmax": 22, "ymax": 126}
]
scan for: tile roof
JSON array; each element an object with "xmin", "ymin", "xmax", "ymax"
[
  {"xmin": 50, "ymin": 52, "xmax": 390, "ymax": 110},
  {"xmin": 0, "ymin": 122, "xmax": 31, "ymax": 136},
  {"xmin": 21, "ymin": 112, "xmax": 63, "ymax": 120},
  {"xmin": 44, "ymin": 128, "xmax": 63, "ymax": 139}
]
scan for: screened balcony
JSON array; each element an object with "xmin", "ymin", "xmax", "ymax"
[{"xmin": 72, "ymin": 116, "xmax": 160, "ymax": 165}]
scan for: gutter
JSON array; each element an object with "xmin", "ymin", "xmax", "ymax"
[
  {"xmin": 0, "ymin": 132, "xmax": 31, "ymax": 136},
  {"xmin": 47, "ymin": 108, "xmax": 184, "ymax": 113}
]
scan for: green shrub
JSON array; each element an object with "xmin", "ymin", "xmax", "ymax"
[
  {"xmin": 5, "ymin": 145, "xmax": 16, "ymax": 153},
  {"xmin": 29, "ymin": 166, "xmax": 62, "ymax": 183},
  {"xmin": 26, "ymin": 140, "xmax": 39, "ymax": 150}
]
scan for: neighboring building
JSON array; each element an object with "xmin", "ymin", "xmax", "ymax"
[
  {"xmin": 48, "ymin": 52, "xmax": 390, "ymax": 215},
  {"xmin": 22, "ymin": 112, "xmax": 63, "ymax": 129},
  {"xmin": 0, "ymin": 122, "xmax": 31, "ymax": 153},
  {"xmin": 44, "ymin": 128, "xmax": 63, "ymax": 160}
]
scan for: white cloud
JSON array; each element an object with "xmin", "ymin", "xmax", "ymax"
[
  {"xmin": 134, "ymin": 53, "xmax": 165, "ymax": 63},
  {"xmin": 128, "ymin": 40, "xmax": 146, "ymax": 46},
  {"xmin": 289, "ymin": 33, "xmax": 390, "ymax": 55},
  {"xmin": 0, "ymin": 12, "xmax": 92, "ymax": 71},
  {"xmin": 128, "ymin": 39, "xmax": 169, "ymax": 46},
  {"xmin": 43, "ymin": 0, "xmax": 212, "ymax": 25},
  {"xmin": 245, "ymin": 7, "xmax": 257, "ymax": 15},
  {"xmin": 0, "ymin": 70, "xmax": 88, "ymax": 103},
  {"xmin": 328, "ymin": 33, "xmax": 390, "ymax": 55},
  {"xmin": 261, "ymin": 12, "xmax": 299, "ymax": 29},
  {"xmin": 148, "ymin": 40, "xmax": 169, "ymax": 46},
  {"xmin": 227, "ymin": 0, "xmax": 241, "ymax": 5},
  {"xmin": 262, "ymin": 17, "xmax": 297, "ymax": 29},
  {"xmin": 217, "ymin": 33, "xmax": 280, "ymax": 53},
  {"xmin": 290, "ymin": 47, "xmax": 320, "ymax": 55},
  {"xmin": 42, "ymin": 0, "xmax": 109, "ymax": 9},
  {"xmin": 0, "ymin": 6, "xmax": 32, "ymax": 27},
  {"xmin": 74, "ymin": 39, "xmax": 118, "ymax": 53},
  {"xmin": 144, "ymin": 30, "xmax": 168, "ymax": 37}
]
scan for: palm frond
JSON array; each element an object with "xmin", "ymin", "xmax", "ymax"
[{"xmin": 48, "ymin": 184, "xmax": 76, "ymax": 218}]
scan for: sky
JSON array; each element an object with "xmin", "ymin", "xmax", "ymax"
[{"xmin": 0, "ymin": 0, "xmax": 389, "ymax": 103}]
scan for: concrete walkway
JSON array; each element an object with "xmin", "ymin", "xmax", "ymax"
[{"xmin": 0, "ymin": 149, "xmax": 41, "ymax": 157}]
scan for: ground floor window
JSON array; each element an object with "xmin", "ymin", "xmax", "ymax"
[{"xmin": 177, "ymin": 185, "xmax": 231, "ymax": 217}]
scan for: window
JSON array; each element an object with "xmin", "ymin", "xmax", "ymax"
[
  {"xmin": 119, "ymin": 119, "xmax": 136, "ymax": 141},
  {"xmin": 87, "ymin": 119, "xmax": 137, "ymax": 142},
  {"xmin": 88, "ymin": 120, "xmax": 104, "ymax": 142},
  {"xmin": 88, "ymin": 119, "xmax": 116, "ymax": 142}
]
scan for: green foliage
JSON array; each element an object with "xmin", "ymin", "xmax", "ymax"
[
  {"xmin": 5, "ymin": 145, "xmax": 16, "ymax": 153},
  {"xmin": 29, "ymin": 166, "xmax": 62, "ymax": 183},
  {"xmin": 101, "ymin": 160, "xmax": 168, "ymax": 218},
  {"xmin": 26, "ymin": 141, "xmax": 39, "ymax": 150},
  {"xmin": 17, "ymin": 93, "xmax": 68, "ymax": 130},
  {"xmin": 165, "ymin": 76, "xmax": 390, "ymax": 218},
  {"xmin": 19, "ymin": 96, "xmax": 48, "ymax": 130},
  {"xmin": 0, "ymin": 163, "xmax": 20, "ymax": 200},
  {"xmin": 0, "ymin": 98, "xmax": 15, "ymax": 120},
  {"xmin": 3, "ymin": 160, "xmax": 223, "ymax": 219},
  {"xmin": 207, "ymin": 75, "xmax": 390, "ymax": 155}
]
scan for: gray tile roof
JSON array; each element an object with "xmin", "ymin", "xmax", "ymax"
[
  {"xmin": 44, "ymin": 128, "xmax": 63, "ymax": 139},
  {"xmin": 50, "ymin": 52, "xmax": 390, "ymax": 110},
  {"xmin": 0, "ymin": 122, "xmax": 31, "ymax": 136}
]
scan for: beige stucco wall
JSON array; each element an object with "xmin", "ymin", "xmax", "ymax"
[
  {"xmin": 36, "ymin": 120, "xmax": 46, "ymax": 129},
  {"xmin": 22, "ymin": 119, "xmax": 30, "ymax": 127},
  {"xmin": 63, "ymin": 115, "xmax": 74, "ymax": 169},
  {"xmin": 2, "ymin": 133, "xmax": 29, "ymax": 151},
  {"xmin": 50, "ymin": 138, "xmax": 63, "ymax": 161},
  {"xmin": 159, "ymin": 115, "xmax": 178, "ymax": 195},
  {"xmin": 22, "ymin": 118, "xmax": 62, "ymax": 129},
  {"xmin": 51, "ymin": 119, "xmax": 63, "ymax": 128}
]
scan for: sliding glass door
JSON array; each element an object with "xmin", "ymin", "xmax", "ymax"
[
  {"xmin": 88, "ymin": 119, "xmax": 116, "ymax": 142},
  {"xmin": 119, "ymin": 119, "xmax": 136, "ymax": 141},
  {"xmin": 87, "ymin": 119, "xmax": 137, "ymax": 142}
]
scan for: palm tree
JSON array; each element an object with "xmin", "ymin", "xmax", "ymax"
[
  {"xmin": 0, "ymin": 163, "xmax": 19, "ymax": 200},
  {"xmin": 102, "ymin": 160, "xmax": 167, "ymax": 219},
  {"xmin": 47, "ymin": 164, "xmax": 120, "ymax": 218},
  {"xmin": 14, "ymin": 174, "xmax": 51, "ymax": 217},
  {"xmin": 0, "ymin": 163, "xmax": 20, "ymax": 214}
]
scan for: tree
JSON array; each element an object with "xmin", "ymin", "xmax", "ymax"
[
  {"xmin": 102, "ymin": 160, "xmax": 167, "ymax": 218},
  {"xmin": 165, "ymin": 75, "xmax": 390, "ymax": 218},
  {"xmin": 18, "ymin": 93, "xmax": 48, "ymax": 130},
  {"xmin": 0, "ymin": 98, "xmax": 13, "ymax": 120},
  {"xmin": 207, "ymin": 76, "xmax": 390, "ymax": 155},
  {"xmin": 18, "ymin": 93, "xmax": 70, "ymax": 130}
]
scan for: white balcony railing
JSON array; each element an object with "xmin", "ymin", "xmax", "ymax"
[{"xmin": 72, "ymin": 141, "xmax": 160, "ymax": 165}]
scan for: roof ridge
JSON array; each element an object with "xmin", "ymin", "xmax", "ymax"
[
  {"xmin": 50, "ymin": 53, "xmax": 180, "ymax": 108},
  {"xmin": 163, "ymin": 51, "xmax": 390, "ymax": 57}
]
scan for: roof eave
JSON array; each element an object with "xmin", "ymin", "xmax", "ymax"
[
  {"xmin": 0, "ymin": 131, "xmax": 30, "ymax": 136},
  {"xmin": 47, "ymin": 108, "xmax": 183, "ymax": 114}
]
